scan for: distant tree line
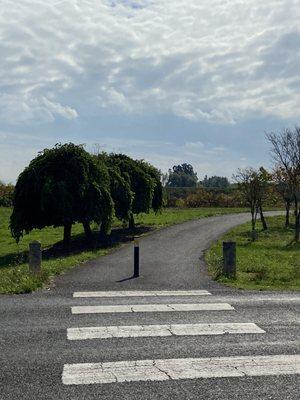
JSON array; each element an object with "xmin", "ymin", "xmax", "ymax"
[
  {"xmin": 165, "ymin": 163, "xmax": 230, "ymax": 190},
  {"xmin": 202, "ymin": 175, "xmax": 230, "ymax": 190},
  {"xmin": 0, "ymin": 181, "xmax": 14, "ymax": 207},
  {"xmin": 165, "ymin": 163, "xmax": 198, "ymax": 187},
  {"xmin": 165, "ymin": 184, "xmax": 281, "ymax": 209},
  {"xmin": 10, "ymin": 143, "xmax": 163, "ymax": 248}
]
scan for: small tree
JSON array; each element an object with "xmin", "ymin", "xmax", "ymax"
[
  {"xmin": 234, "ymin": 168, "xmax": 262, "ymax": 240},
  {"xmin": 10, "ymin": 143, "xmax": 113, "ymax": 248},
  {"xmin": 266, "ymin": 127, "xmax": 300, "ymax": 241}
]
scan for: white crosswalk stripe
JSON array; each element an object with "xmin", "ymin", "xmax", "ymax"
[
  {"xmin": 67, "ymin": 322, "xmax": 265, "ymax": 340},
  {"xmin": 73, "ymin": 290, "xmax": 211, "ymax": 298},
  {"xmin": 62, "ymin": 354, "xmax": 300, "ymax": 385},
  {"xmin": 63, "ymin": 290, "xmax": 297, "ymax": 387},
  {"xmin": 71, "ymin": 303, "xmax": 234, "ymax": 314}
]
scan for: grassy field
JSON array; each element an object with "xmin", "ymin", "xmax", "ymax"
[
  {"xmin": 206, "ymin": 215, "xmax": 300, "ymax": 290},
  {"xmin": 0, "ymin": 206, "xmax": 246, "ymax": 294}
]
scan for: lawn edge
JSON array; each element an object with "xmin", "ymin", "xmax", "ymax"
[{"xmin": 204, "ymin": 214, "xmax": 300, "ymax": 292}]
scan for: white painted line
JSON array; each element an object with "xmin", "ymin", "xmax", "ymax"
[
  {"xmin": 62, "ymin": 354, "xmax": 300, "ymax": 385},
  {"xmin": 73, "ymin": 290, "xmax": 211, "ymax": 298},
  {"xmin": 71, "ymin": 303, "xmax": 234, "ymax": 314},
  {"xmin": 67, "ymin": 322, "xmax": 265, "ymax": 340}
]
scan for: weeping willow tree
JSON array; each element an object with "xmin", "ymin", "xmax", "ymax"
[
  {"xmin": 136, "ymin": 159, "xmax": 163, "ymax": 213},
  {"xmin": 94, "ymin": 152, "xmax": 134, "ymax": 239},
  {"xmin": 10, "ymin": 143, "xmax": 113, "ymax": 248},
  {"xmin": 109, "ymin": 154, "xmax": 163, "ymax": 229}
]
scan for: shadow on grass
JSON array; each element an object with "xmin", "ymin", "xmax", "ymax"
[{"xmin": 0, "ymin": 225, "xmax": 153, "ymax": 270}]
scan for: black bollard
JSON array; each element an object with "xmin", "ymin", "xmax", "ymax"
[
  {"xmin": 134, "ymin": 237, "xmax": 140, "ymax": 277},
  {"xmin": 223, "ymin": 241, "xmax": 236, "ymax": 279}
]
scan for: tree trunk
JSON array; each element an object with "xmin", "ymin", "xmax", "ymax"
[
  {"xmin": 128, "ymin": 214, "xmax": 135, "ymax": 230},
  {"xmin": 295, "ymin": 210, "xmax": 299, "ymax": 242},
  {"xmin": 295, "ymin": 199, "xmax": 299, "ymax": 242},
  {"xmin": 83, "ymin": 221, "xmax": 92, "ymax": 241},
  {"xmin": 99, "ymin": 219, "xmax": 111, "ymax": 245},
  {"xmin": 63, "ymin": 223, "xmax": 72, "ymax": 250},
  {"xmin": 250, "ymin": 206, "xmax": 258, "ymax": 241},
  {"xmin": 99, "ymin": 222, "xmax": 107, "ymax": 242},
  {"xmin": 285, "ymin": 201, "xmax": 290, "ymax": 228},
  {"xmin": 259, "ymin": 205, "xmax": 268, "ymax": 230},
  {"xmin": 251, "ymin": 210, "xmax": 256, "ymax": 241}
]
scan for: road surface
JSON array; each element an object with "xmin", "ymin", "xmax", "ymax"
[{"xmin": 0, "ymin": 212, "xmax": 299, "ymax": 399}]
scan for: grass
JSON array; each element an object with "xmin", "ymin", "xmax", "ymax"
[
  {"xmin": 206, "ymin": 215, "xmax": 300, "ymax": 290},
  {"xmin": 0, "ymin": 206, "xmax": 247, "ymax": 294}
]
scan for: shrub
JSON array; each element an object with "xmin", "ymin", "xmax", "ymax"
[{"xmin": 0, "ymin": 182, "xmax": 14, "ymax": 207}]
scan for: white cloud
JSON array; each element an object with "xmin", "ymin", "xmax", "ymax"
[
  {"xmin": 0, "ymin": 0, "xmax": 299, "ymax": 126},
  {"xmin": 0, "ymin": 93, "xmax": 78, "ymax": 124}
]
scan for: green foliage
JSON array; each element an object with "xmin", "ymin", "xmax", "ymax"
[
  {"xmin": 201, "ymin": 175, "xmax": 230, "ymax": 189},
  {"xmin": 136, "ymin": 160, "xmax": 163, "ymax": 212},
  {"xmin": 109, "ymin": 168, "xmax": 133, "ymax": 220},
  {"xmin": 10, "ymin": 143, "xmax": 113, "ymax": 242},
  {"xmin": 94, "ymin": 153, "xmax": 134, "ymax": 222},
  {"xmin": 109, "ymin": 154, "xmax": 155, "ymax": 215},
  {"xmin": 167, "ymin": 163, "xmax": 198, "ymax": 187},
  {"xmin": 0, "ymin": 182, "xmax": 14, "ymax": 207}
]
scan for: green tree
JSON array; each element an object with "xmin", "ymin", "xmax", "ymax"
[
  {"xmin": 109, "ymin": 154, "xmax": 157, "ymax": 229},
  {"xmin": 202, "ymin": 175, "xmax": 230, "ymax": 190},
  {"xmin": 256, "ymin": 167, "xmax": 271, "ymax": 231},
  {"xmin": 136, "ymin": 160, "xmax": 163, "ymax": 212},
  {"xmin": 167, "ymin": 163, "xmax": 198, "ymax": 187},
  {"xmin": 10, "ymin": 143, "xmax": 113, "ymax": 248},
  {"xmin": 94, "ymin": 153, "xmax": 134, "ymax": 239},
  {"xmin": 234, "ymin": 168, "xmax": 263, "ymax": 240}
]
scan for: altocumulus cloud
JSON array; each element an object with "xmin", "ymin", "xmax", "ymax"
[{"xmin": 0, "ymin": 0, "xmax": 299, "ymax": 126}]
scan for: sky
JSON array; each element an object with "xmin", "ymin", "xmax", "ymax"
[{"xmin": 0, "ymin": 0, "xmax": 299, "ymax": 183}]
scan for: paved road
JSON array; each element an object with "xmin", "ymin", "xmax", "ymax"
[{"xmin": 0, "ymin": 212, "xmax": 299, "ymax": 399}]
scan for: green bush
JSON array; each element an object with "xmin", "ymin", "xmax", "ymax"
[{"xmin": 0, "ymin": 182, "xmax": 14, "ymax": 207}]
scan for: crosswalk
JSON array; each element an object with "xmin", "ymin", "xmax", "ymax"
[{"xmin": 62, "ymin": 290, "xmax": 299, "ymax": 387}]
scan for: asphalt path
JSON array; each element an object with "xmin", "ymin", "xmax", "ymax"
[{"xmin": 0, "ymin": 212, "xmax": 299, "ymax": 399}]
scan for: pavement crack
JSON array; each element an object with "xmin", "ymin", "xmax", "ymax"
[
  {"xmin": 166, "ymin": 326, "xmax": 176, "ymax": 336},
  {"xmin": 234, "ymin": 365, "xmax": 246, "ymax": 376},
  {"xmin": 153, "ymin": 361, "xmax": 173, "ymax": 380},
  {"xmin": 110, "ymin": 372, "xmax": 118, "ymax": 383},
  {"xmin": 166, "ymin": 304, "xmax": 176, "ymax": 311}
]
